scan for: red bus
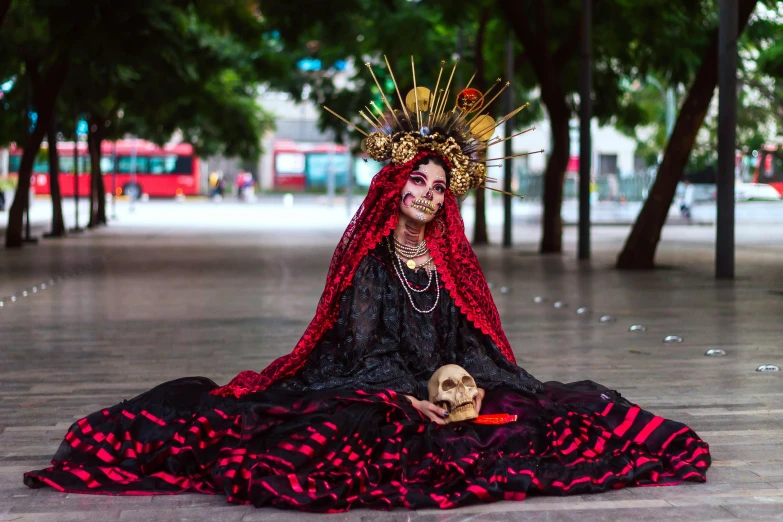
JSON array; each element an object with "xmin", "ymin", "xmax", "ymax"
[
  {"xmin": 754, "ymin": 145, "xmax": 783, "ymax": 195},
  {"xmin": 8, "ymin": 140, "xmax": 200, "ymax": 198},
  {"xmin": 272, "ymin": 139, "xmax": 350, "ymax": 190}
]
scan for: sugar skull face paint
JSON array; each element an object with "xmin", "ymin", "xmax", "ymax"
[{"xmin": 399, "ymin": 159, "xmax": 447, "ymax": 225}]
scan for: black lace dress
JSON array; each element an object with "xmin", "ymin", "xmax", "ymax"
[
  {"xmin": 24, "ymin": 239, "xmax": 711, "ymax": 511},
  {"xmin": 270, "ymin": 239, "xmax": 541, "ymax": 399}
]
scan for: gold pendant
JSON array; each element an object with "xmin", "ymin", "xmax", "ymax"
[{"xmin": 406, "ymin": 260, "xmax": 416, "ymax": 270}]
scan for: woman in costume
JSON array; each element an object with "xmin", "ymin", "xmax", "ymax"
[{"xmin": 25, "ymin": 59, "xmax": 710, "ymax": 511}]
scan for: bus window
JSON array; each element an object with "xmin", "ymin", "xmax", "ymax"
[
  {"xmin": 118, "ymin": 156, "xmax": 148, "ymax": 173},
  {"xmin": 305, "ymin": 153, "xmax": 349, "ymax": 188},
  {"xmin": 148, "ymin": 155, "xmax": 182, "ymax": 174},
  {"xmin": 9, "ymin": 155, "xmax": 49, "ymax": 173},
  {"xmin": 100, "ymin": 156, "xmax": 114, "ymax": 173},
  {"xmin": 112, "ymin": 155, "xmax": 191, "ymax": 174},
  {"xmin": 33, "ymin": 158, "xmax": 48, "ymax": 173},
  {"xmin": 148, "ymin": 156, "xmax": 166, "ymax": 174},
  {"xmin": 171, "ymin": 155, "xmax": 193, "ymax": 174},
  {"xmin": 58, "ymin": 156, "xmax": 90, "ymax": 174}
]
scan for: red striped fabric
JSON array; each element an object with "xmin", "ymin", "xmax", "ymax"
[{"xmin": 24, "ymin": 378, "xmax": 711, "ymax": 512}]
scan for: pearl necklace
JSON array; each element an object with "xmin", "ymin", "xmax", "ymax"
[
  {"xmin": 395, "ymin": 254, "xmax": 434, "ymax": 292},
  {"xmin": 394, "ymin": 236, "xmax": 428, "ymax": 257},
  {"xmin": 388, "ymin": 237, "xmax": 433, "ymax": 291},
  {"xmin": 387, "ymin": 237, "xmax": 440, "ymax": 314},
  {"xmin": 394, "ymin": 236, "xmax": 429, "ymax": 269},
  {"xmin": 394, "ymin": 253, "xmax": 432, "ymax": 270}
]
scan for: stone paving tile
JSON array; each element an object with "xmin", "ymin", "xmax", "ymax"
[
  {"xmin": 692, "ymin": 466, "xmax": 772, "ymax": 484},
  {"xmin": 7, "ymin": 491, "xmax": 154, "ymax": 513},
  {"xmin": 626, "ymin": 482, "xmax": 774, "ymax": 504},
  {"xmin": 0, "ymin": 510, "xmax": 122, "ymax": 521},
  {"xmin": 241, "ymin": 510, "xmax": 416, "ymax": 522},
  {"xmin": 1, "ymin": 203, "xmax": 782, "ymax": 521},
  {"xmin": 118, "ymin": 505, "xmax": 252, "ymax": 522},
  {"xmin": 665, "ymin": 490, "xmax": 783, "ymax": 508},
  {"xmin": 577, "ymin": 486, "xmax": 636, "ymax": 502},
  {"xmin": 414, "ymin": 504, "xmax": 736, "ymax": 521},
  {"xmin": 720, "ymin": 503, "xmax": 783, "ymax": 519}
]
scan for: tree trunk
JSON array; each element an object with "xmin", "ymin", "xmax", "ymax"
[
  {"xmin": 472, "ymin": 7, "xmax": 491, "ymax": 246},
  {"xmin": 87, "ymin": 123, "xmax": 106, "ymax": 228},
  {"xmin": 95, "ymin": 156, "xmax": 109, "ymax": 225},
  {"xmin": 7, "ymin": 129, "xmax": 45, "ymax": 248},
  {"xmin": 6, "ymin": 57, "xmax": 69, "ymax": 248},
  {"xmin": 616, "ymin": 0, "xmax": 758, "ymax": 269},
  {"xmin": 540, "ymin": 95, "xmax": 570, "ymax": 253},
  {"xmin": 499, "ymin": 0, "xmax": 580, "ymax": 254},
  {"xmin": 47, "ymin": 118, "xmax": 66, "ymax": 237}
]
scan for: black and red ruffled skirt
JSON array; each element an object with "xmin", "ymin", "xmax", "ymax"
[{"xmin": 24, "ymin": 377, "xmax": 710, "ymax": 512}]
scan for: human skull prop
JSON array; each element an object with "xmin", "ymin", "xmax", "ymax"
[{"xmin": 428, "ymin": 364, "xmax": 479, "ymax": 423}]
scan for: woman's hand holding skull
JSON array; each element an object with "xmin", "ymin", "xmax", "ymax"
[
  {"xmin": 404, "ymin": 395, "xmax": 448, "ymax": 425},
  {"xmin": 405, "ymin": 388, "xmax": 485, "ymax": 425}
]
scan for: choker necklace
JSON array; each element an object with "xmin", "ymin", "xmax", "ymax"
[
  {"xmin": 393, "ymin": 236, "xmax": 428, "ymax": 268},
  {"xmin": 387, "ymin": 237, "xmax": 440, "ymax": 314}
]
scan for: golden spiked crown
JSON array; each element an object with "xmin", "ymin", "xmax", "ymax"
[{"xmin": 323, "ymin": 56, "xmax": 543, "ymax": 198}]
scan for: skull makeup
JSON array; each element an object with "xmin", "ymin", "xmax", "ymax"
[{"xmin": 428, "ymin": 364, "xmax": 479, "ymax": 423}]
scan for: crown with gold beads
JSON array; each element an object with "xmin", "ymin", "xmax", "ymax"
[{"xmin": 323, "ymin": 56, "xmax": 543, "ymax": 198}]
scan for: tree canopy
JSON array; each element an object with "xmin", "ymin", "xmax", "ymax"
[
  {"xmin": 3, "ymin": 0, "xmax": 783, "ymax": 265},
  {"xmin": 255, "ymin": 0, "xmax": 723, "ymax": 252},
  {"xmin": 0, "ymin": 0, "xmax": 278, "ymax": 246}
]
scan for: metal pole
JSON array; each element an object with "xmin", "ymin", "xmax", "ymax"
[
  {"xmin": 129, "ymin": 138, "xmax": 137, "ymax": 213},
  {"xmin": 502, "ymin": 34, "xmax": 513, "ymax": 248},
  {"xmin": 71, "ymin": 115, "xmax": 83, "ymax": 232},
  {"xmin": 578, "ymin": 0, "xmax": 592, "ymax": 260},
  {"xmin": 111, "ymin": 141, "xmax": 117, "ymax": 219},
  {"xmin": 717, "ymin": 0, "xmax": 736, "ymax": 279}
]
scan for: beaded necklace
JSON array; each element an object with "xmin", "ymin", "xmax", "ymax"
[
  {"xmin": 393, "ymin": 236, "xmax": 428, "ymax": 257},
  {"xmin": 393, "ymin": 236, "xmax": 430, "ymax": 268},
  {"xmin": 387, "ymin": 237, "xmax": 440, "ymax": 314}
]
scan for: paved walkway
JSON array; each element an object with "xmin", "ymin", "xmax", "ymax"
[{"xmin": 1, "ymin": 200, "xmax": 782, "ymax": 521}]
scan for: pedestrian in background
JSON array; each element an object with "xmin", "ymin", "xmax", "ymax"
[{"xmin": 680, "ymin": 180, "xmax": 695, "ymax": 219}]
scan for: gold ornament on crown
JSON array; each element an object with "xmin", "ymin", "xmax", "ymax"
[{"xmin": 323, "ymin": 55, "xmax": 544, "ymax": 198}]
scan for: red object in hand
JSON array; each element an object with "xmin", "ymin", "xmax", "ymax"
[{"xmin": 472, "ymin": 414, "xmax": 517, "ymax": 425}]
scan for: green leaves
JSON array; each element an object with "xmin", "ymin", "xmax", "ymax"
[
  {"xmin": 4, "ymin": 0, "xmax": 783, "ymax": 171},
  {"xmin": 0, "ymin": 0, "xmax": 278, "ymax": 161}
]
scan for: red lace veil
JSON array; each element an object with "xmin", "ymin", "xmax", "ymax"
[{"xmin": 212, "ymin": 151, "xmax": 516, "ymax": 398}]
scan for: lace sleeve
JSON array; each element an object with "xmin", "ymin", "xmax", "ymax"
[
  {"xmin": 455, "ymin": 318, "xmax": 543, "ymax": 395},
  {"xmin": 271, "ymin": 250, "xmax": 420, "ymax": 396}
]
